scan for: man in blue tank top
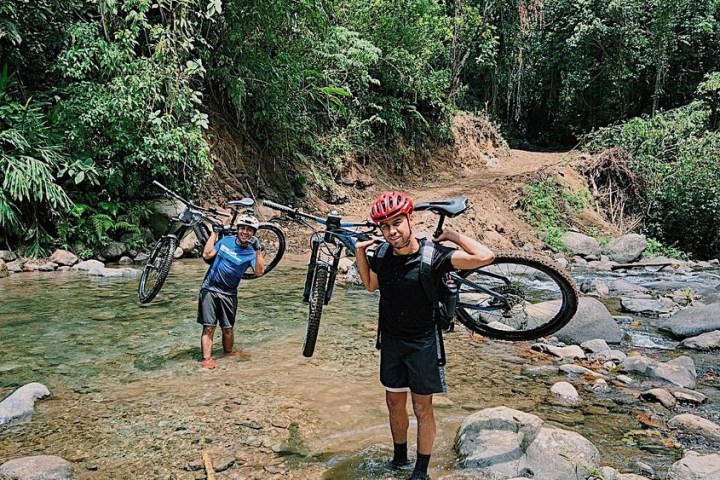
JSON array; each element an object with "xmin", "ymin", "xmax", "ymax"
[{"xmin": 197, "ymin": 214, "xmax": 264, "ymax": 369}]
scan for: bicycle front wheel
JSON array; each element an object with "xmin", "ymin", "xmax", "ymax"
[
  {"xmin": 455, "ymin": 251, "xmax": 578, "ymax": 341},
  {"xmin": 138, "ymin": 236, "xmax": 178, "ymax": 304},
  {"xmin": 243, "ymin": 223, "xmax": 286, "ymax": 279},
  {"xmin": 303, "ymin": 266, "xmax": 329, "ymax": 357}
]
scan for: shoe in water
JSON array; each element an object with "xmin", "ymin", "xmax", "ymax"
[
  {"xmin": 406, "ymin": 473, "xmax": 431, "ymax": 480},
  {"xmin": 200, "ymin": 358, "xmax": 217, "ymax": 369},
  {"xmin": 389, "ymin": 458, "xmax": 411, "ymax": 470}
]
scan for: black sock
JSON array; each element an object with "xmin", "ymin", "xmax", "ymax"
[
  {"xmin": 392, "ymin": 442, "xmax": 408, "ymax": 465},
  {"xmin": 413, "ymin": 452, "xmax": 430, "ymax": 475}
]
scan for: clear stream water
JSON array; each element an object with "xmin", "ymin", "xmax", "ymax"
[{"xmin": 0, "ymin": 257, "xmax": 718, "ymax": 479}]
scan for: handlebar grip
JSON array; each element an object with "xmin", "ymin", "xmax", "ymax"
[{"xmin": 263, "ymin": 200, "xmax": 296, "ymax": 215}]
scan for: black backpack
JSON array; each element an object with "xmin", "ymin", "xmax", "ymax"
[{"xmin": 374, "ymin": 238, "xmax": 458, "ymax": 331}]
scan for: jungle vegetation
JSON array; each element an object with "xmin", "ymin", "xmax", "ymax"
[{"xmin": 1, "ymin": 0, "xmax": 719, "ymax": 258}]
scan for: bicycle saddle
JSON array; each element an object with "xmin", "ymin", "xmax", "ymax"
[
  {"xmin": 414, "ymin": 196, "xmax": 468, "ymax": 217},
  {"xmin": 229, "ymin": 198, "xmax": 254, "ymax": 208}
]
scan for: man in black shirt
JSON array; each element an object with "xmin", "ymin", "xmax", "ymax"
[{"xmin": 355, "ymin": 191, "xmax": 495, "ymax": 480}]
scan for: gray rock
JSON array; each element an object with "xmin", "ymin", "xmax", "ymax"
[
  {"xmin": 0, "ymin": 455, "xmax": 73, "ymax": 480},
  {"xmin": 456, "ymin": 406, "xmax": 599, "ymax": 478},
  {"xmin": 531, "ymin": 343, "xmax": 585, "ymax": 359},
  {"xmin": 0, "ymin": 250, "xmax": 17, "ymax": 262},
  {"xmin": 605, "ymin": 234, "xmax": 647, "ymax": 263},
  {"xmin": 5, "ymin": 260, "xmax": 24, "ymax": 272},
  {"xmin": 48, "ymin": 249, "xmax": 78, "ymax": 266},
  {"xmin": 667, "ymin": 414, "xmax": 720, "ymax": 443},
  {"xmin": 37, "ymin": 262, "xmax": 58, "ymax": 272},
  {"xmin": 550, "ymin": 381, "xmax": 581, "ymax": 405},
  {"xmin": 680, "ymin": 330, "xmax": 720, "ymax": 350},
  {"xmin": 669, "ymin": 388, "xmax": 707, "ymax": 405},
  {"xmin": 554, "ymin": 297, "xmax": 624, "ymax": 344},
  {"xmin": 118, "ymin": 256, "xmax": 134, "ymax": 265},
  {"xmin": 621, "ymin": 296, "xmax": 675, "ymax": 316},
  {"xmin": 659, "ymin": 304, "xmax": 720, "ymax": 338},
  {"xmin": 72, "ymin": 260, "xmax": 105, "ymax": 271},
  {"xmin": 0, "ymin": 259, "xmax": 7, "ymax": 278},
  {"xmin": 562, "ymin": 232, "xmax": 601, "ymax": 258},
  {"xmin": 610, "ymin": 279, "xmax": 650, "ymax": 294},
  {"xmin": 581, "ymin": 339, "xmax": 611, "ymax": 352},
  {"xmin": 667, "ymin": 451, "xmax": 720, "ymax": 480},
  {"xmin": 640, "ymin": 388, "xmax": 676, "ymax": 409},
  {"xmin": 0, "ymin": 383, "xmax": 51, "ymax": 426},
  {"xmin": 100, "ymin": 241, "xmax": 127, "ymax": 260}
]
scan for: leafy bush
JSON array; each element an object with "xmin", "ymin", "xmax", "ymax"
[{"xmin": 584, "ymin": 73, "xmax": 720, "ymax": 259}]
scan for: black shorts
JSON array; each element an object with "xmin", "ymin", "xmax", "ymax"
[
  {"xmin": 379, "ymin": 330, "xmax": 447, "ymax": 395},
  {"xmin": 197, "ymin": 289, "xmax": 237, "ymax": 329}
]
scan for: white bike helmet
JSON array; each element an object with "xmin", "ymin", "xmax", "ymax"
[{"xmin": 236, "ymin": 214, "xmax": 260, "ymax": 232}]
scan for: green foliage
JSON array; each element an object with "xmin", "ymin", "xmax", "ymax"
[
  {"xmin": 0, "ymin": 70, "xmax": 73, "ymax": 256},
  {"xmin": 644, "ymin": 238, "xmax": 689, "ymax": 260},
  {"xmin": 464, "ymin": 0, "xmax": 720, "ymax": 146},
  {"xmin": 584, "ymin": 73, "xmax": 720, "ymax": 259},
  {"xmin": 516, "ymin": 179, "xmax": 591, "ymax": 250}
]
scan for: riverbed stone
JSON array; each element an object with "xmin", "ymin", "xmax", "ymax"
[
  {"xmin": 72, "ymin": 259, "xmax": 105, "ymax": 271},
  {"xmin": 562, "ymin": 232, "xmax": 601, "ymax": 259},
  {"xmin": 669, "ymin": 388, "xmax": 707, "ymax": 405},
  {"xmin": 100, "ymin": 241, "xmax": 127, "ymax": 260},
  {"xmin": 640, "ymin": 388, "xmax": 676, "ymax": 409},
  {"xmin": 0, "ymin": 250, "xmax": 17, "ymax": 262},
  {"xmin": 610, "ymin": 279, "xmax": 650, "ymax": 294},
  {"xmin": 179, "ymin": 229, "xmax": 201, "ymax": 255},
  {"xmin": 597, "ymin": 466, "xmax": 651, "ymax": 480},
  {"xmin": 5, "ymin": 260, "xmax": 23, "ymax": 272},
  {"xmin": 550, "ymin": 381, "xmax": 581, "ymax": 405},
  {"xmin": 667, "ymin": 451, "xmax": 720, "ymax": 479},
  {"xmin": 38, "ymin": 262, "xmax": 58, "ymax": 272},
  {"xmin": 680, "ymin": 330, "xmax": 720, "ymax": 350},
  {"xmin": 0, "ymin": 259, "xmax": 7, "ymax": 278},
  {"xmin": 620, "ymin": 296, "xmax": 675, "ymax": 316},
  {"xmin": 559, "ymin": 364, "xmax": 607, "ymax": 379},
  {"xmin": 0, "ymin": 455, "xmax": 73, "ymax": 480},
  {"xmin": 581, "ymin": 339, "xmax": 611, "ymax": 352},
  {"xmin": 48, "ymin": 249, "xmax": 78, "ymax": 266},
  {"xmin": 554, "ymin": 297, "xmax": 624, "ymax": 345},
  {"xmin": 456, "ymin": 406, "xmax": 599, "ymax": 478},
  {"xmin": 653, "ymin": 356, "xmax": 697, "ymax": 389},
  {"xmin": 658, "ymin": 303, "xmax": 720, "ymax": 338},
  {"xmin": 667, "ymin": 413, "xmax": 720, "ymax": 443},
  {"xmin": 531, "ymin": 343, "xmax": 585, "ymax": 359},
  {"xmin": 0, "ymin": 383, "xmax": 51, "ymax": 426},
  {"xmin": 605, "ymin": 234, "xmax": 647, "ymax": 263}
]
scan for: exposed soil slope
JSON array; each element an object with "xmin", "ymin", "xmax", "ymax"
[{"xmin": 208, "ymin": 113, "xmax": 618, "ymax": 254}]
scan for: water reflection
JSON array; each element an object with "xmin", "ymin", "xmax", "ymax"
[{"xmin": 0, "ymin": 259, "xmax": 718, "ymax": 479}]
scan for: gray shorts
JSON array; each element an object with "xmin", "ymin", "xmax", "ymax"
[
  {"xmin": 379, "ymin": 330, "xmax": 447, "ymax": 395},
  {"xmin": 197, "ymin": 289, "xmax": 237, "ymax": 329}
]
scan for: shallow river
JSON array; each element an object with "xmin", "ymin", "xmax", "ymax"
[{"xmin": 1, "ymin": 257, "xmax": 718, "ymax": 479}]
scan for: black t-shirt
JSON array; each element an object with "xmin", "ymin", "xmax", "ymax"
[{"xmin": 369, "ymin": 239, "xmax": 455, "ymax": 339}]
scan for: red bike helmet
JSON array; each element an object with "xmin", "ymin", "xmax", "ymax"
[{"xmin": 370, "ymin": 191, "xmax": 414, "ymax": 223}]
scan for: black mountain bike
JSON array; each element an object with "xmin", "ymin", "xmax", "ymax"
[
  {"xmin": 137, "ymin": 181, "xmax": 286, "ymax": 304},
  {"xmin": 263, "ymin": 196, "xmax": 579, "ymax": 357}
]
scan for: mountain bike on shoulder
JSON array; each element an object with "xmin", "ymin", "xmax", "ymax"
[
  {"xmin": 137, "ymin": 181, "xmax": 286, "ymax": 304},
  {"xmin": 262, "ymin": 196, "xmax": 579, "ymax": 357}
]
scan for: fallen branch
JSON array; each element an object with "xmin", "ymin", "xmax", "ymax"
[
  {"xmin": 611, "ymin": 261, "xmax": 679, "ymax": 270},
  {"xmin": 202, "ymin": 451, "xmax": 216, "ymax": 480}
]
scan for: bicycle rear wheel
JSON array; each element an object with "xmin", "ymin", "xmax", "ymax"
[
  {"xmin": 243, "ymin": 223, "xmax": 286, "ymax": 279},
  {"xmin": 455, "ymin": 251, "xmax": 578, "ymax": 341},
  {"xmin": 303, "ymin": 266, "xmax": 329, "ymax": 357},
  {"xmin": 138, "ymin": 236, "xmax": 178, "ymax": 304}
]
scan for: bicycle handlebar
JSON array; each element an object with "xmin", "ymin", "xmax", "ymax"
[{"xmin": 152, "ymin": 180, "xmax": 231, "ymax": 218}]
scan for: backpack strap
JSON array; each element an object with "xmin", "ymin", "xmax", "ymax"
[
  {"xmin": 419, "ymin": 239, "xmax": 447, "ymax": 367},
  {"xmin": 373, "ymin": 242, "xmax": 390, "ymax": 350},
  {"xmin": 419, "ymin": 239, "xmax": 440, "ymax": 304}
]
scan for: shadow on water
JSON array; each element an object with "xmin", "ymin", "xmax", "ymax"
[{"xmin": 0, "ymin": 258, "xmax": 719, "ymax": 478}]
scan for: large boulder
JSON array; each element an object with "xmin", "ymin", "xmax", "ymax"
[
  {"xmin": 48, "ymin": 249, "xmax": 78, "ymax": 266},
  {"xmin": 666, "ymin": 451, "xmax": 720, "ymax": 480},
  {"xmin": 561, "ymin": 232, "xmax": 601, "ymax": 259},
  {"xmin": 658, "ymin": 303, "xmax": 720, "ymax": 338},
  {"xmin": 100, "ymin": 241, "xmax": 127, "ymax": 261},
  {"xmin": 0, "ymin": 250, "xmax": 17, "ymax": 262},
  {"xmin": 605, "ymin": 234, "xmax": 647, "ymax": 263},
  {"xmin": 455, "ymin": 406, "xmax": 600, "ymax": 479},
  {"xmin": 0, "ymin": 455, "xmax": 73, "ymax": 480},
  {"xmin": 0, "ymin": 383, "xmax": 50, "ymax": 426},
  {"xmin": 554, "ymin": 297, "xmax": 624, "ymax": 344}
]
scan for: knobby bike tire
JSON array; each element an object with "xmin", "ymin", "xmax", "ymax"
[
  {"xmin": 303, "ymin": 266, "xmax": 329, "ymax": 357},
  {"xmin": 455, "ymin": 251, "xmax": 578, "ymax": 341},
  {"xmin": 138, "ymin": 236, "xmax": 178, "ymax": 304},
  {"xmin": 242, "ymin": 223, "xmax": 286, "ymax": 280}
]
